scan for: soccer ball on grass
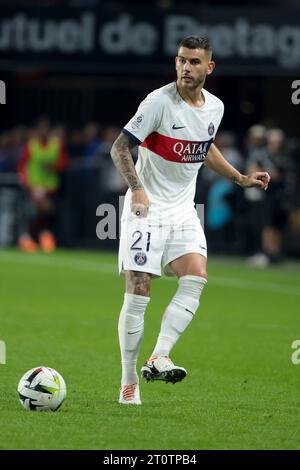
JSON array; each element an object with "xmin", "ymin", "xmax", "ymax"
[{"xmin": 17, "ymin": 366, "xmax": 67, "ymax": 411}]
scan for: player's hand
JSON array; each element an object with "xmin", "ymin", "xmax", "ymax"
[
  {"xmin": 240, "ymin": 172, "xmax": 271, "ymax": 191},
  {"xmin": 131, "ymin": 188, "xmax": 150, "ymax": 218}
]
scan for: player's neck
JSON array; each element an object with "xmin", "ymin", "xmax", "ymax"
[{"xmin": 176, "ymin": 82, "xmax": 205, "ymax": 108}]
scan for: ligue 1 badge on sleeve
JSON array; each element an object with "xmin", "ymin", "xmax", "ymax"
[
  {"xmin": 208, "ymin": 122, "xmax": 215, "ymax": 136},
  {"xmin": 131, "ymin": 114, "xmax": 144, "ymax": 130}
]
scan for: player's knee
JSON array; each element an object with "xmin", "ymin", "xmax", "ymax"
[
  {"xmin": 173, "ymin": 274, "xmax": 207, "ymax": 315},
  {"xmin": 125, "ymin": 271, "xmax": 151, "ymax": 297},
  {"xmin": 181, "ymin": 270, "xmax": 208, "ymax": 280},
  {"xmin": 199, "ymin": 270, "xmax": 208, "ymax": 281}
]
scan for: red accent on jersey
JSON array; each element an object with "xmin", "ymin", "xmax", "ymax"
[{"xmin": 141, "ymin": 132, "xmax": 213, "ymax": 163}]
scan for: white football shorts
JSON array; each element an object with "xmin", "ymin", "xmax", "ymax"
[{"xmin": 118, "ymin": 213, "xmax": 207, "ymax": 278}]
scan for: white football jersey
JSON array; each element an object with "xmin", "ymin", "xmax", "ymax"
[{"xmin": 122, "ymin": 82, "xmax": 224, "ymax": 223}]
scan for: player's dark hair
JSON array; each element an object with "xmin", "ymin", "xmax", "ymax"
[{"xmin": 178, "ymin": 36, "xmax": 212, "ymax": 57}]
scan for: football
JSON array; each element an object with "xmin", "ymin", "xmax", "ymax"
[{"xmin": 17, "ymin": 366, "xmax": 67, "ymax": 411}]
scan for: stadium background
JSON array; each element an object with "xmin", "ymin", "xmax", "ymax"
[{"xmin": 0, "ymin": 0, "xmax": 300, "ymax": 451}]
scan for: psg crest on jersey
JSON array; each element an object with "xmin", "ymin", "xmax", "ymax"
[
  {"xmin": 208, "ymin": 122, "xmax": 215, "ymax": 136},
  {"xmin": 134, "ymin": 251, "xmax": 147, "ymax": 266}
]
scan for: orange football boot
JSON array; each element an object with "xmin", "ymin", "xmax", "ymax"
[
  {"xmin": 18, "ymin": 235, "xmax": 38, "ymax": 253},
  {"xmin": 39, "ymin": 230, "xmax": 56, "ymax": 253}
]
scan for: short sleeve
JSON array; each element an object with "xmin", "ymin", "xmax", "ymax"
[
  {"xmin": 212, "ymin": 102, "xmax": 224, "ymax": 140},
  {"xmin": 122, "ymin": 92, "xmax": 164, "ymax": 145}
]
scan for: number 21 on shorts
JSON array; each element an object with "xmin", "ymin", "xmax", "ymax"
[{"xmin": 130, "ymin": 230, "xmax": 151, "ymax": 252}]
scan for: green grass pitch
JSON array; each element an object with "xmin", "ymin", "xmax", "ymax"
[{"xmin": 0, "ymin": 249, "xmax": 299, "ymax": 450}]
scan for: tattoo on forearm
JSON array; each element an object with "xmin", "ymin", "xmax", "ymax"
[{"xmin": 111, "ymin": 133, "xmax": 143, "ymax": 191}]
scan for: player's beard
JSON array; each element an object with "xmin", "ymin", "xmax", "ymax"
[{"xmin": 179, "ymin": 72, "xmax": 206, "ymax": 90}]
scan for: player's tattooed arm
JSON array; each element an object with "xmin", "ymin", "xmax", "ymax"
[
  {"xmin": 111, "ymin": 132, "xmax": 150, "ymax": 217},
  {"xmin": 110, "ymin": 132, "xmax": 142, "ymax": 191},
  {"xmin": 205, "ymin": 143, "xmax": 270, "ymax": 190}
]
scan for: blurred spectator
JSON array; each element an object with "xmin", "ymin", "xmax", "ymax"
[
  {"xmin": 289, "ymin": 141, "xmax": 300, "ymax": 238},
  {"xmin": 73, "ymin": 122, "xmax": 102, "ymax": 243},
  {"xmin": 244, "ymin": 124, "xmax": 268, "ymax": 264},
  {"xmin": 10, "ymin": 127, "xmax": 27, "ymax": 170},
  {"xmin": 82, "ymin": 122, "xmax": 102, "ymax": 173},
  {"xmin": 51, "ymin": 124, "xmax": 67, "ymax": 142},
  {"xmin": 0, "ymin": 128, "xmax": 25, "ymax": 172},
  {"xmin": 17, "ymin": 118, "xmax": 68, "ymax": 252},
  {"xmin": 245, "ymin": 125, "xmax": 267, "ymax": 155},
  {"xmin": 203, "ymin": 132, "xmax": 243, "ymax": 247},
  {"xmin": 68, "ymin": 129, "xmax": 84, "ymax": 158},
  {"xmin": 247, "ymin": 128, "xmax": 294, "ymax": 265},
  {"xmin": 97, "ymin": 126, "xmax": 127, "ymax": 195},
  {"xmin": 0, "ymin": 132, "xmax": 12, "ymax": 172},
  {"xmin": 214, "ymin": 131, "xmax": 243, "ymax": 172}
]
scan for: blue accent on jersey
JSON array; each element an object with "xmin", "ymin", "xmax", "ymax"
[{"xmin": 122, "ymin": 128, "xmax": 142, "ymax": 145}]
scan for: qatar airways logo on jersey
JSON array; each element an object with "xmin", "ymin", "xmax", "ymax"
[
  {"xmin": 141, "ymin": 132, "xmax": 213, "ymax": 164},
  {"xmin": 173, "ymin": 140, "xmax": 211, "ymax": 162}
]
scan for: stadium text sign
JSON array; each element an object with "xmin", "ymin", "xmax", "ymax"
[
  {"xmin": 0, "ymin": 80, "xmax": 6, "ymax": 104},
  {"xmin": 1, "ymin": 8, "xmax": 300, "ymax": 75},
  {"xmin": 0, "ymin": 340, "xmax": 6, "ymax": 364}
]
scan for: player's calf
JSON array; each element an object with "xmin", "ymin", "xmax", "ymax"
[{"xmin": 151, "ymin": 275, "xmax": 207, "ymax": 358}]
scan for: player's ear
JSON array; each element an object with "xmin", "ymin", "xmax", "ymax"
[
  {"xmin": 206, "ymin": 61, "xmax": 215, "ymax": 76},
  {"xmin": 175, "ymin": 56, "xmax": 180, "ymax": 71}
]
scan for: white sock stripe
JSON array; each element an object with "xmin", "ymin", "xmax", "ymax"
[
  {"xmin": 124, "ymin": 293, "xmax": 150, "ymax": 305},
  {"xmin": 179, "ymin": 275, "xmax": 207, "ymax": 285}
]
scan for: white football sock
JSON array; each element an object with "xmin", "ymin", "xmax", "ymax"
[
  {"xmin": 151, "ymin": 275, "xmax": 207, "ymax": 358},
  {"xmin": 118, "ymin": 293, "xmax": 150, "ymax": 386}
]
